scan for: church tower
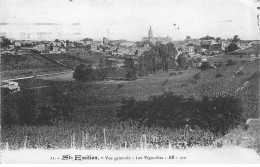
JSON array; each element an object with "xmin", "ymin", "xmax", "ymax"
[{"xmin": 148, "ymin": 25, "xmax": 153, "ymax": 42}]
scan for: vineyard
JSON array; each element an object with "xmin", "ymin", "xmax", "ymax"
[
  {"xmin": 1, "ymin": 122, "xmax": 218, "ymax": 150},
  {"xmin": 1, "ymin": 58, "xmax": 259, "ymax": 150},
  {"xmin": 43, "ymin": 51, "xmax": 106, "ymax": 69},
  {"xmin": 1, "ymin": 53, "xmax": 68, "ymax": 79}
]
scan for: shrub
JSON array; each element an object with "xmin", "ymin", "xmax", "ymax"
[
  {"xmin": 215, "ymin": 73, "xmax": 224, "ymax": 78},
  {"xmin": 235, "ymin": 70, "xmax": 244, "ymax": 77},
  {"xmin": 138, "ymin": 71, "xmax": 148, "ymax": 77},
  {"xmin": 226, "ymin": 59, "xmax": 236, "ymax": 66},
  {"xmin": 73, "ymin": 64, "xmax": 96, "ymax": 82},
  {"xmin": 193, "ymin": 73, "xmax": 202, "ymax": 80},
  {"xmin": 181, "ymin": 83, "xmax": 188, "ymax": 87},
  {"xmin": 178, "ymin": 71, "xmax": 183, "ymax": 75},
  {"xmin": 169, "ymin": 72, "xmax": 177, "ymax": 76},
  {"xmin": 187, "ymin": 78, "xmax": 197, "ymax": 84},
  {"xmin": 117, "ymin": 84, "xmax": 123, "ymax": 89},
  {"xmin": 125, "ymin": 72, "xmax": 137, "ymax": 80},
  {"xmin": 117, "ymin": 93, "xmax": 245, "ymax": 135},
  {"xmin": 200, "ymin": 62, "xmax": 214, "ymax": 71},
  {"xmin": 214, "ymin": 63, "xmax": 223, "ymax": 68}
]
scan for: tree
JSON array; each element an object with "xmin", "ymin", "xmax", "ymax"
[
  {"xmin": 216, "ymin": 37, "xmax": 221, "ymax": 42},
  {"xmin": 73, "ymin": 64, "xmax": 96, "ymax": 82},
  {"xmin": 231, "ymin": 35, "xmax": 240, "ymax": 43},
  {"xmin": 194, "ymin": 45, "xmax": 202, "ymax": 54},
  {"xmin": 55, "ymin": 39, "xmax": 60, "ymax": 43},
  {"xmin": 135, "ymin": 50, "xmax": 139, "ymax": 56},
  {"xmin": 95, "ymin": 59, "xmax": 114, "ymax": 80},
  {"xmin": 1, "ymin": 37, "xmax": 11, "ymax": 49},
  {"xmin": 227, "ymin": 43, "xmax": 239, "ymax": 52},
  {"xmin": 50, "ymin": 43, "xmax": 54, "ymax": 51},
  {"xmin": 83, "ymin": 38, "xmax": 93, "ymax": 41},
  {"xmin": 86, "ymin": 44, "xmax": 91, "ymax": 50},
  {"xmin": 66, "ymin": 40, "xmax": 70, "ymax": 46},
  {"xmin": 177, "ymin": 54, "xmax": 188, "ymax": 69},
  {"xmin": 124, "ymin": 57, "xmax": 137, "ymax": 80}
]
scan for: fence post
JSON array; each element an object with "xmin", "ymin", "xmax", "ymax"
[
  {"xmin": 6, "ymin": 142, "xmax": 9, "ymax": 151},
  {"xmin": 71, "ymin": 132, "xmax": 75, "ymax": 149},
  {"xmin": 143, "ymin": 134, "xmax": 147, "ymax": 149},
  {"xmin": 24, "ymin": 135, "xmax": 28, "ymax": 149},
  {"xmin": 70, "ymin": 135, "xmax": 72, "ymax": 148},
  {"xmin": 140, "ymin": 135, "xmax": 143, "ymax": 149},
  {"xmin": 103, "ymin": 129, "xmax": 106, "ymax": 146},
  {"xmin": 168, "ymin": 140, "xmax": 171, "ymax": 149},
  {"xmin": 86, "ymin": 133, "xmax": 88, "ymax": 146},
  {"xmin": 94, "ymin": 134, "xmax": 96, "ymax": 142},
  {"xmin": 81, "ymin": 131, "xmax": 85, "ymax": 149}
]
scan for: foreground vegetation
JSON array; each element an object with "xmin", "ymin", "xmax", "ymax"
[
  {"xmin": 1, "ymin": 56, "xmax": 259, "ymax": 150},
  {"xmin": 2, "ymin": 121, "xmax": 217, "ymax": 150}
]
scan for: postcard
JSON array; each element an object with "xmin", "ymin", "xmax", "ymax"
[{"xmin": 0, "ymin": 0, "xmax": 260, "ymax": 164}]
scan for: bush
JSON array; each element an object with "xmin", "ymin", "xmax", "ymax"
[
  {"xmin": 181, "ymin": 83, "xmax": 188, "ymax": 87},
  {"xmin": 193, "ymin": 73, "xmax": 202, "ymax": 80},
  {"xmin": 117, "ymin": 92, "xmax": 245, "ymax": 135},
  {"xmin": 215, "ymin": 73, "xmax": 224, "ymax": 78},
  {"xmin": 178, "ymin": 71, "xmax": 183, "ymax": 75},
  {"xmin": 226, "ymin": 59, "xmax": 236, "ymax": 66},
  {"xmin": 117, "ymin": 84, "xmax": 124, "ymax": 89},
  {"xmin": 169, "ymin": 72, "xmax": 177, "ymax": 76},
  {"xmin": 187, "ymin": 78, "xmax": 197, "ymax": 85},
  {"xmin": 235, "ymin": 70, "xmax": 244, "ymax": 77},
  {"xmin": 200, "ymin": 62, "xmax": 214, "ymax": 71},
  {"xmin": 125, "ymin": 72, "xmax": 137, "ymax": 80},
  {"xmin": 214, "ymin": 63, "xmax": 223, "ymax": 68}
]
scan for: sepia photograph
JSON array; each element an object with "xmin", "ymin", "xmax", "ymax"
[{"xmin": 0, "ymin": 0, "xmax": 260, "ymax": 164}]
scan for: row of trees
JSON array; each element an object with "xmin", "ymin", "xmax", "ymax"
[
  {"xmin": 117, "ymin": 92, "xmax": 245, "ymax": 135},
  {"xmin": 73, "ymin": 42, "xmax": 200, "ymax": 82},
  {"xmin": 138, "ymin": 43, "xmax": 177, "ymax": 75},
  {"xmin": 73, "ymin": 59, "xmax": 116, "ymax": 82}
]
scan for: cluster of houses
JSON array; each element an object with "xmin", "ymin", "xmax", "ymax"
[
  {"xmin": 1, "ymin": 33, "xmax": 259, "ymax": 60},
  {"xmin": 173, "ymin": 36, "xmax": 256, "ymax": 58}
]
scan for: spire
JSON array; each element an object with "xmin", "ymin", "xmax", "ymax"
[{"xmin": 148, "ymin": 25, "xmax": 153, "ymax": 42}]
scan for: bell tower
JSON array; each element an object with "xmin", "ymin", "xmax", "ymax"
[{"xmin": 148, "ymin": 26, "xmax": 153, "ymax": 42}]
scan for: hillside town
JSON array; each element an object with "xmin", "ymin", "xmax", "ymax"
[{"xmin": 1, "ymin": 25, "xmax": 260, "ymax": 92}]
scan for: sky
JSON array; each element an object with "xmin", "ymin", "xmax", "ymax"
[{"xmin": 0, "ymin": 0, "xmax": 259, "ymax": 41}]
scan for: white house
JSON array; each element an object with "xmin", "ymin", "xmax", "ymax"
[
  {"xmin": 1, "ymin": 80, "xmax": 20, "ymax": 92},
  {"xmin": 14, "ymin": 42, "xmax": 21, "ymax": 47}
]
